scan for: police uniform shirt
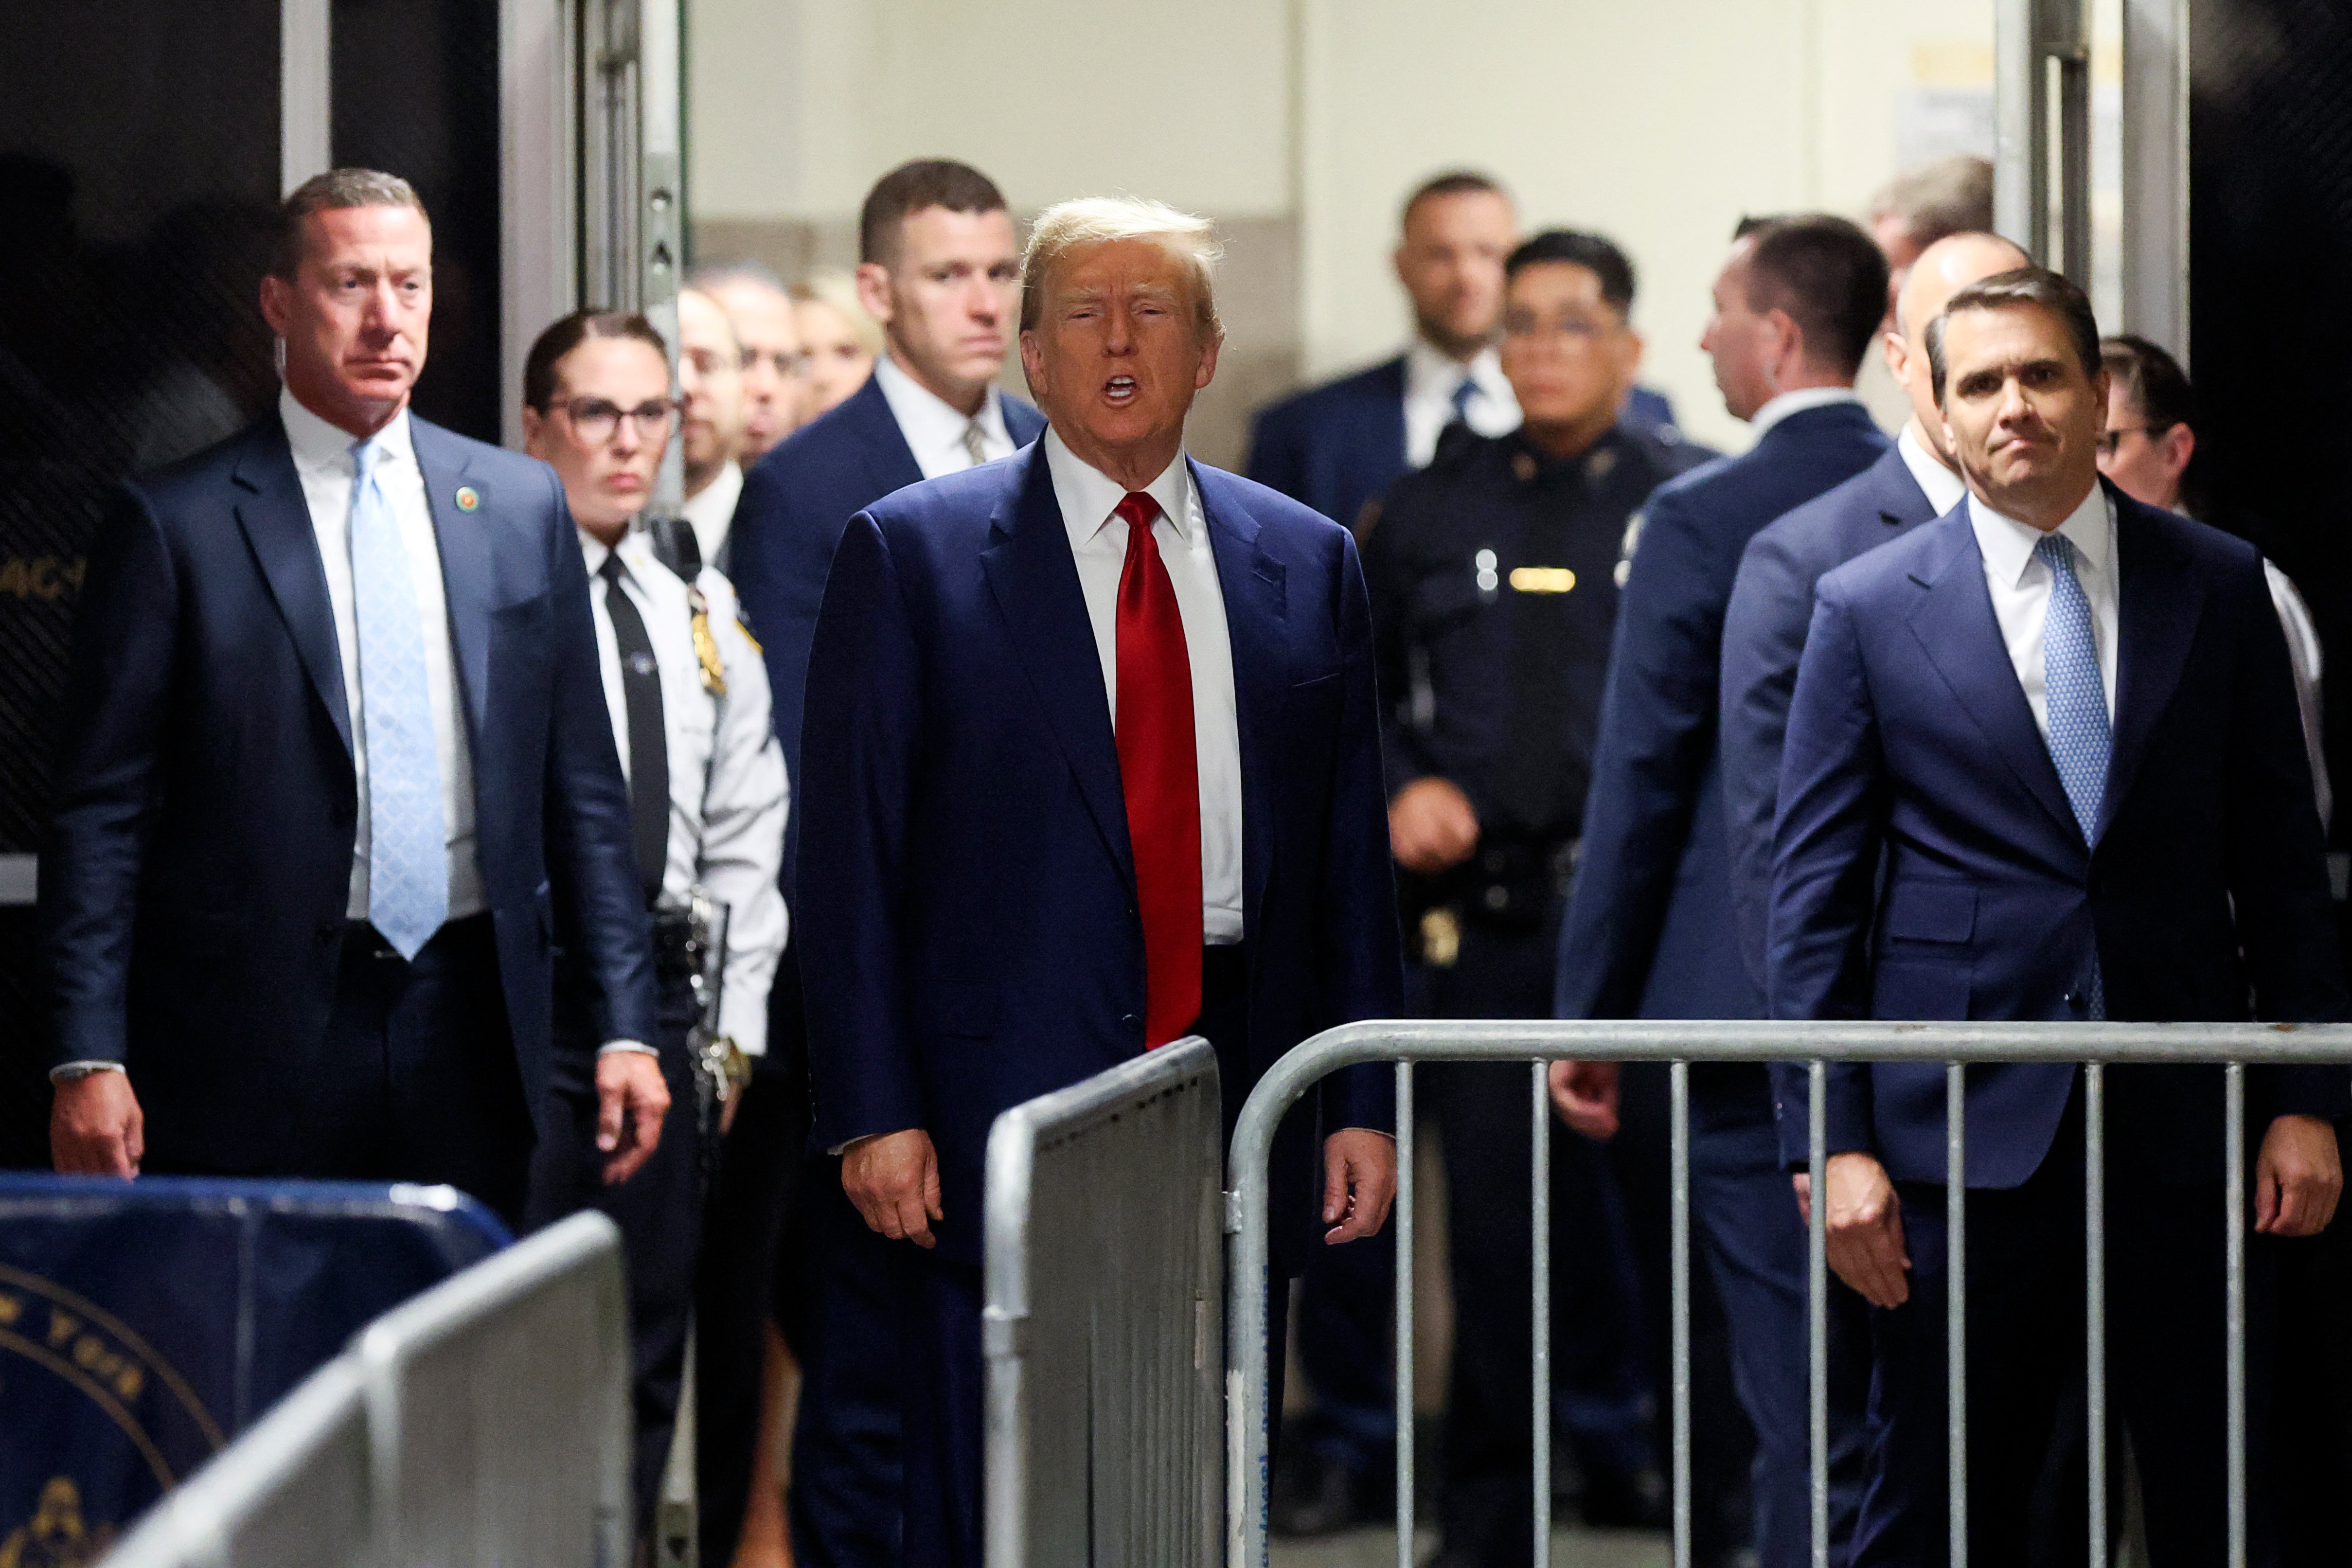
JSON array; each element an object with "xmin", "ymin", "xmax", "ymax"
[
  {"xmin": 1363, "ymin": 424, "xmax": 1709, "ymax": 845},
  {"xmin": 578, "ymin": 527, "xmax": 790, "ymax": 1053}
]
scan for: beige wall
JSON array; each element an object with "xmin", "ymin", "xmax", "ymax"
[{"xmin": 688, "ymin": 0, "xmax": 1994, "ymax": 463}]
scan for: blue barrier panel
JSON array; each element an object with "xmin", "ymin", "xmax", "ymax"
[{"xmin": 0, "ymin": 1175, "xmax": 507, "ymax": 1557}]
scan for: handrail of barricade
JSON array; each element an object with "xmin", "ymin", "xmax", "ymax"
[
  {"xmin": 104, "ymin": 1209, "xmax": 629, "ymax": 1568},
  {"xmin": 1224, "ymin": 1019, "xmax": 2352, "ymax": 1568},
  {"xmin": 984, "ymin": 1036, "xmax": 1226, "ymax": 1568}
]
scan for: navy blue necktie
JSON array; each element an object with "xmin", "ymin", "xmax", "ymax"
[{"xmin": 1449, "ymin": 377, "xmax": 1478, "ymax": 428}]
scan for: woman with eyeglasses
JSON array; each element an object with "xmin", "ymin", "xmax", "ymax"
[{"xmin": 518, "ymin": 309, "xmax": 790, "ymax": 1550}]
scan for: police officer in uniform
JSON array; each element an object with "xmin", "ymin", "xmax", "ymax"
[
  {"xmin": 517, "ymin": 309, "xmax": 789, "ymax": 1541},
  {"xmin": 1362, "ymin": 230, "xmax": 1710, "ymax": 1568}
]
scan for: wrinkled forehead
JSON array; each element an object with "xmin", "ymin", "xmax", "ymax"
[{"xmin": 1045, "ymin": 236, "xmax": 1194, "ymax": 305}]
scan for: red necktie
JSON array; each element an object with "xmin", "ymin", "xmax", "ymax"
[{"xmin": 1113, "ymin": 492, "xmax": 1203, "ymax": 1048}]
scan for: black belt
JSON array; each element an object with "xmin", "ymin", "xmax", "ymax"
[{"xmin": 1450, "ymin": 834, "xmax": 1580, "ymax": 930}]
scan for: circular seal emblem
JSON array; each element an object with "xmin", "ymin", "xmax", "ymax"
[{"xmin": 455, "ymin": 485, "xmax": 481, "ymax": 513}]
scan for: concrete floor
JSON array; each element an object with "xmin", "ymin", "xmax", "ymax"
[{"xmin": 1272, "ymin": 1526, "xmax": 1671, "ymax": 1568}]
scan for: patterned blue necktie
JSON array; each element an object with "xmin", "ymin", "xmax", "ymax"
[
  {"xmin": 2036, "ymin": 530, "xmax": 2109, "ymax": 1016},
  {"xmin": 1449, "ymin": 376, "xmax": 1478, "ymax": 428},
  {"xmin": 350, "ymin": 436, "xmax": 447, "ymax": 959}
]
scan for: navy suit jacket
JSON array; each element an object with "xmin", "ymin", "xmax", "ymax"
[
  {"xmin": 1244, "ymin": 354, "xmax": 1680, "ymax": 530},
  {"xmin": 1768, "ymin": 484, "xmax": 2349, "ymax": 1187},
  {"xmin": 726, "ymin": 371, "xmax": 1045, "ymax": 810},
  {"xmin": 795, "ymin": 443, "xmax": 1403, "ymax": 1265},
  {"xmin": 1720, "ymin": 446, "xmax": 1941, "ymax": 993},
  {"xmin": 1553, "ymin": 402, "xmax": 1889, "ymax": 1063},
  {"xmin": 38, "ymin": 412, "xmax": 658, "ymax": 1171}
]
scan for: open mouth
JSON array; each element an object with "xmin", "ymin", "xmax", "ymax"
[{"xmin": 1104, "ymin": 374, "xmax": 1139, "ymax": 407}]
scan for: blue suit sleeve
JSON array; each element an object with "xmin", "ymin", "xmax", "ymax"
[
  {"xmin": 1719, "ymin": 525, "xmax": 1817, "ymax": 998},
  {"xmin": 1316, "ymin": 527, "xmax": 1406, "ymax": 1134},
  {"xmin": 796, "ymin": 511, "xmax": 929, "ymax": 1150},
  {"xmin": 537, "ymin": 466, "xmax": 660, "ymax": 1051},
  {"xmin": 1554, "ymin": 489, "xmax": 1721, "ymax": 1020},
  {"xmin": 37, "ymin": 484, "xmax": 178, "ymax": 1068},
  {"xmin": 1764, "ymin": 580, "xmax": 1887, "ymax": 1166}
]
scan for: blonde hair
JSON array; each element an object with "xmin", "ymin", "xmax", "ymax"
[
  {"xmin": 1019, "ymin": 196, "xmax": 1224, "ymax": 341},
  {"xmin": 792, "ymin": 270, "xmax": 885, "ymax": 357}
]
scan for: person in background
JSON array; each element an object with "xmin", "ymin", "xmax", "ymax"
[
  {"xmin": 1550, "ymin": 215, "xmax": 1892, "ymax": 1568},
  {"xmin": 517, "ymin": 308, "xmax": 787, "ymax": 1544},
  {"xmin": 720, "ymin": 158, "xmax": 1045, "ymax": 1568},
  {"xmin": 677, "ymin": 286, "xmax": 751, "ymax": 574},
  {"xmin": 1855, "ymin": 154, "xmax": 1995, "ymax": 432},
  {"xmin": 797, "ymin": 193, "xmax": 1400, "ymax": 1568},
  {"xmin": 2095, "ymin": 333, "xmax": 2329, "ymax": 824},
  {"xmin": 40, "ymin": 169, "xmax": 667, "ymax": 1220},
  {"xmin": 695, "ymin": 262, "xmax": 806, "ymax": 468},
  {"xmin": 793, "ymin": 270, "xmax": 883, "ymax": 422},
  {"xmin": 1362, "ymin": 229, "xmax": 1710, "ymax": 1565},
  {"xmin": 1772, "ymin": 265, "xmax": 2344, "ymax": 1566}
]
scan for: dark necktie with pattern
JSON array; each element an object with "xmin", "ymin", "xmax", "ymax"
[{"xmin": 600, "ymin": 552, "xmax": 670, "ymax": 904}]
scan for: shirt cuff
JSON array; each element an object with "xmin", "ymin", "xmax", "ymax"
[
  {"xmin": 49, "ymin": 1061, "xmax": 126, "ymax": 1084},
  {"xmin": 598, "ymin": 1040, "xmax": 658, "ymax": 1057}
]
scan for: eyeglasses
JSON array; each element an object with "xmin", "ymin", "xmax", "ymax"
[
  {"xmin": 2095, "ymin": 424, "xmax": 2169, "ymax": 458},
  {"xmin": 552, "ymin": 396, "xmax": 678, "ymax": 444},
  {"xmin": 741, "ymin": 348, "xmax": 810, "ymax": 379},
  {"xmin": 1500, "ymin": 316, "xmax": 1619, "ymax": 344}
]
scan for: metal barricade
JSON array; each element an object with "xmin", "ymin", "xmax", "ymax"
[
  {"xmin": 103, "ymin": 1210, "xmax": 630, "ymax": 1568},
  {"xmin": 984, "ymin": 1036, "xmax": 1226, "ymax": 1568},
  {"xmin": 1225, "ymin": 1019, "xmax": 2352, "ymax": 1568}
]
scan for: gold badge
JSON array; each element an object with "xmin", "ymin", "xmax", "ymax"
[
  {"xmin": 455, "ymin": 486, "xmax": 481, "ymax": 513},
  {"xmin": 1419, "ymin": 907, "xmax": 1461, "ymax": 969}
]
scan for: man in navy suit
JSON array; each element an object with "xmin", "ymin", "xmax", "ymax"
[
  {"xmin": 1245, "ymin": 171, "xmax": 1681, "ymax": 536},
  {"xmin": 1771, "ymin": 267, "xmax": 2347, "ymax": 1565},
  {"xmin": 798, "ymin": 196, "xmax": 1403, "ymax": 1568},
  {"xmin": 714, "ymin": 159, "xmax": 1045, "ymax": 1568},
  {"xmin": 1549, "ymin": 215, "xmax": 1891, "ymax": 1568},
  {"xmin": 40, "ymin": 169, "xmax": 666, "ymax": 1225}
]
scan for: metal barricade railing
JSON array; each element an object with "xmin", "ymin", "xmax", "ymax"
[
  {"xmin": 1225, "ymin": 1019, "xmax": 2352, "ymax": 1568},
  {"xmin": 984, "ymin": 1036, "xmax": 1226, "ymax": 1568},
  {"xmin": 104, "ymin": 1209, "xmax": 630, "ymax": 1568}
]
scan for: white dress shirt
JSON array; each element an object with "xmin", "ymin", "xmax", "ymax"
[
  {"xmin": 681, "ymin": 459, "xmax": 744, "ymax": 569},
  {"xmin": 1043, "ymin": 430, "xmax": 1245, "ymax": 943},
  {"xmin": 579, "ymin": 528, "xmax": 791, "ymax": 1053},
  {"xmin": 1748, "ymin": 385, "xmax": 1864, "ymax": 443},
  {"xmin": 1969, "ymin": 483, "xmax": 2120, "ymax": 739},
  {"xmin": 281, "ymin": 387, "xmax": 486, "ymax": 923},
  {"xmin": 1896, "ymin": 425, "xmax": 1969, "ymax": 517},
  {"xmin": 873, "ymin": 353, "xmax": 1016, "ymax": 480},
  {"xmin": 1402, "ymin": 340, "xmax": 1520, "ymax": 468}
]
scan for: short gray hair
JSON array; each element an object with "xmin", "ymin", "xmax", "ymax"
[
  {"xmin": 1867, "ymin": 155, "xmax": 1995, "ymax": 251},
  {"xmin": 1019, "ymin": 196, "xmax": 1224, "ymax": 341},
  {"xmin": 271, "ymin": 168, "xmax": 428, "ymax": 279}
]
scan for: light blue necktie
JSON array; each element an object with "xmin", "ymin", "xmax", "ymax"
[
  {"xmin": 350, "ymin": 436, "xmax": 447, "ymax": 959},
  {"xmin": 2036, "ymin": 531, "xmax": 2109, "ymax": 1016}
]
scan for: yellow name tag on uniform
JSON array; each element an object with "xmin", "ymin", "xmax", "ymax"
[{"xmin": 1508, "ymin": 566, "xmax": 1577, "ymax": 594}]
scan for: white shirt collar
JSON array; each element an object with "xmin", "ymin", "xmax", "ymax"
[
  {"xmin": 1896, "ymin": 424, "xmax": 1969, "ymax": 516},
  {"xmin": 1968, "ymin": 479, "xmax": 2113, "ymax": 589},
  {"xmin": 281, "ymin": 384, "xmax": 414, "ymax": 472},
  {"xmin": 1748, "ymin": 385, "xmax": 1862, "ymax": 442},
  {"xmin": 1405, "ymin": 339, "xmax": 1510, "ymax": 405},
  {"xmin": 575, "ymin": 521, "xmax": 664, "ymax": 581},
  {"xmin": 873, "ymin": 352, "xmax": 1010, "ymax": 464},
  {"xmin": 681, "ymin": 459, "xmax": 743, "ymax": 563},
  {"xmin": 1043, "ymin": 428, "xmax": 1198, "ymax": 550}
]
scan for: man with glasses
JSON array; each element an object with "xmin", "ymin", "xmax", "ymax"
[
  {"xmin": 1361, "ymin": 230, "xmax": 1710, "ymax": 1566},
  {"xmin": 517, "ymin": 307, "xmax": 788, "ymax": 1542},
  {"xmin": 695, "ymin": 262, "xmax": 807, "ymax": 469}
]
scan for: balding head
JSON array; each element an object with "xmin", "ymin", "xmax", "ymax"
[{"xmin": 1887, "ymin": 231, "xmax": 2030, "ymax": 461}]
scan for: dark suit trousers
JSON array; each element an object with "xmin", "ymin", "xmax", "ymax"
[
  {"xmin": 151, "ymin": 914, "xmax": 534, "ymax": 1222},
  {"xmin": 1855, "ymin": 1089, "xmax": 2274, "ymax": 1568},
  {"xmin": 526, "ymin": 961, "xmax": 703, "ymax": 1538},
  {"xmin": 896, "ymin": 944, "xmax": 1286, "ymax": 1568}
]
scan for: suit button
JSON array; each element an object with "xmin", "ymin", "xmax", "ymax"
[
  {"xmin": 2063, "ymin": 989, "xmax": 2085, "ymax": 1014},
  {"xmin": 317, "ymin": 922, "xmax": 340, "ymax": 944},
  {"xmin": 1120, "ymin": 1013, "xmax": 1140, "ymax": 1033}
]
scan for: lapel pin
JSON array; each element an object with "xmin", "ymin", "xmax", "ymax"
[{"xmin": 455, "ymin": 485, "xmax": 481, "ymax": 513}]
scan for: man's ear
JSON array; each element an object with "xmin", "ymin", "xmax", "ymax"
[
  {"xmin": 2162, "ymin": 420, "xmax": 2196, "ymax": 479},
  {"xmin": 1017, "ymin": 330, "xmax": 1046, "ymax": 402},
  {"xmin": 1883, "ymin": 327, "xmax": 1909, "ymax": 386},
  {"xmin": 854, "ymin": 262, "xmax": 896, "ymax": 328},
  {"xmin": 259, "ymin": 273, "xmax": 290, "ymax": 339}
]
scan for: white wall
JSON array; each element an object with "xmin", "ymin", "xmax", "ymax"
[{"xmin": 688, "ymin": 0, "xmax": 1996, "ymax": 458}]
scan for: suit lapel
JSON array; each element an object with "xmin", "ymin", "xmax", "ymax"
[
  {"xmin": 410, "ymin": 419, "xmax": 492, "ymax": 749},
  {"xmin": 849, "ymin": 374, "xmax": 926, "ymax": 501},
  {"xmin": 2097, "ymin": 489, "xmax": 2198, "ymax": 842},
  {"xmin": 232, "ymin": 417, "xmax": 352, "ymax": 755},
  {"xmin": 1196, "ymin": 463, "xmax": 1284, "ymax": 930},
  {"xmin": 1904, "ymin": 510, "xmax": 2082, "ymax": 848},
  {"xmin": 980, "ymin": 447, "xmax": 1137, "ymax": 891}
]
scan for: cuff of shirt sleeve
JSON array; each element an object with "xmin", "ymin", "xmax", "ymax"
[
  {"xmin": 49, "ymin": 1061, "xmax": 127, "ymax": 1084},
  {"xmin": 598, "ymin": 1040, "xmax": 658, "ymax": 1057}
]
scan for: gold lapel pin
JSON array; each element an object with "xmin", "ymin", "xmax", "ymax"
[{"xmin": 455, "ymin": 485, "xmax": 481, "ymax": 512}]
